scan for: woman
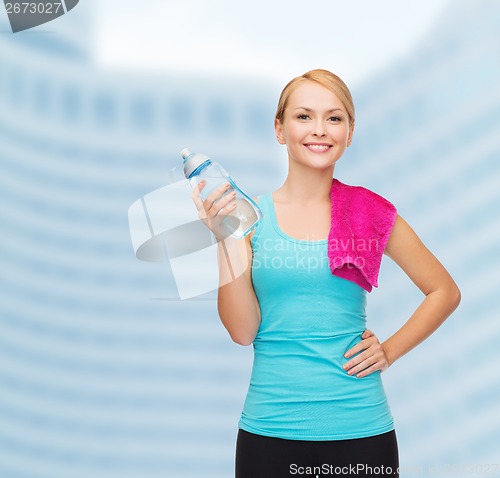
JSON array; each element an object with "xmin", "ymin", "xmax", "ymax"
[{"xmin": 191, "ymin": 69, "xmax": 461, "ymax": 477}]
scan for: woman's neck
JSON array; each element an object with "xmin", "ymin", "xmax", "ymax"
[{"xmin": 275, "ymin": 165, "xmax": 335, "ymax": 206}]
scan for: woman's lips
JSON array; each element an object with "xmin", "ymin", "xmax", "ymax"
[{"xmin": 304, "ymin": 143, "xmax": 332, "ymax": 153}]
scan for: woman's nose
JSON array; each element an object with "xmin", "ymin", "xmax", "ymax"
[{"xmin": 312, "ymin": 121, "xmax": 326, "ymax": 136}]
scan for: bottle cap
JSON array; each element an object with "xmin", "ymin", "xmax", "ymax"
[
  {"xmin": 180, "ymin": 148, "xmax": 192, "ymax": 160},
  {"xmin": 180, "ymin": 148, "xmax": 210, "ymax": 178}
]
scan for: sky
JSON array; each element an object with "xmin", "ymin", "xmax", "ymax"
[{"xmin": 94, "ymin": 0, "xmax": 451, "ymax": 88}]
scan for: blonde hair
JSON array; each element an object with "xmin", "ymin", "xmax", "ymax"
[{"xmin": 275, "ymin": 69, "xmax": 355, "ymax": 130}]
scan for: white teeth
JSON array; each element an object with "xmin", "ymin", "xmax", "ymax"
[{"xmin": 306, "ymin": 144, "xmax": 329, "ymax": 151}]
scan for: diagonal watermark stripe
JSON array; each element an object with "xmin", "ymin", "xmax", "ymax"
[{"xmin": 128, "ymin": 179, "xmax": 246, "ymax": 300}]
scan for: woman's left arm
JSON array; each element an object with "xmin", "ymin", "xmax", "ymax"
[
  {"xmin": 381, "ymin": 214, "xmax": 461, "ymax": 367},
  {"xmin": 343, "ymin": 214, "xmax": 461, "ymax": 377}
]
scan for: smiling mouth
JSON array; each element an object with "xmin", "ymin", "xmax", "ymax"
[{"xmin": 304, "ymin": 143, "xmax": 332, "ymax": 152}]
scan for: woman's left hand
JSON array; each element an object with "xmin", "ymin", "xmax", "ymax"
[{"xmin": 342, "ymin": 329, "xmax": 390, "ymax": 378}]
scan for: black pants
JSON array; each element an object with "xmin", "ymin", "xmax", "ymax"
[{"xmin": 235, "ymin": 428, "xmax": 399, "ymax": 478}]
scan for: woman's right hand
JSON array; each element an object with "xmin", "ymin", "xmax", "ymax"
[
  {"xmin": 191, "ymin": 180, "xmax": 237, "ymax": 239},
  {"xmin": 192, "ymin": 182, "xmax": 260, "ymax": 345}
]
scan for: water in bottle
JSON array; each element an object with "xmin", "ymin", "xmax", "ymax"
[{"xmin": 181, "ymin": 148, "xmax": 263, "ymax": 239}]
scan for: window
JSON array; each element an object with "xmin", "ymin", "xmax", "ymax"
[
  {"xmin": 93, "ymin": 91, "xmax": 117, "ymax": 128},
  {"xmin": 131, "ymin": 95, "xmax": 155, "ymax": 132},
  {"xmin": 206, "ymin": 100, "xmax": 232, "ymax": 136},
  {"xmin": 33, "ymin": 75, "xmax": 50, "ymax": 116},
  {"xmin": 61, "ymin": 84, "xmax": 81, "ymax": 123},
  {"xmin": 167, "ymin": 98, "xmax": 195, "ymax": 134},
  {"xmin": 244, "ymin": 102, "xmax": 273, "ymax": 140}
]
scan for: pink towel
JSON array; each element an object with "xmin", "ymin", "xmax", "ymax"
[{"xmin": 328, "ymin": 178, "xmax": 398, "ymax": 292}]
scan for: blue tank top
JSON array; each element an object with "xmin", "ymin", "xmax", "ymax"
[{"xmin": 237, "ymin": 192, "xmax": 395, "ymax": 440}]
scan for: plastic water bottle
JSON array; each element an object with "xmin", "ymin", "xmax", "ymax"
[{"xmin": 181, "ymin": 148, "xmax": 263, "ymax": 239}]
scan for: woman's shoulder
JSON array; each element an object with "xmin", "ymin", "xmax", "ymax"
[
  {"xmin": 333, "ymin": 178, "xmax": 396, "ymax": 211},
  {"xmin": 334, "ymin": 177, "xmax": 378, "ymax": 196},
  {"xmin": 251, "ymin": 191, "xmax": 272, "ymax": 204}
]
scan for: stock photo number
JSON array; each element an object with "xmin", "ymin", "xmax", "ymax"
[
  {"xmin": 5, "ymin": 2, "xmax": 63, "ymax": 14},
  {"xmin": 3, "ymin": 0, "xmax": 79, "ymax": 33}
]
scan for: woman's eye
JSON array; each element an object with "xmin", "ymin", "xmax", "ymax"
[
  {"xmin": 297, "ymin": 114, "xmax": 310, "ymax": 120},
  {"xmin": 329, "ymin": 116, "xmax": 342, "ymax": 122}
]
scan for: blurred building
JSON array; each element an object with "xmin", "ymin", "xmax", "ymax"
[{"xmin": 1, "ymin": 1, "xmax": 500, "ymax": 477}]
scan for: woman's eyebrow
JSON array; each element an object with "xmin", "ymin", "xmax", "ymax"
[{"xmin": 294, "ymin": 107, "xmax": 344, "ymax": 113}]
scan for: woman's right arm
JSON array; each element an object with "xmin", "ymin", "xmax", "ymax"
[
  {"xmin": 191, "ymin": 181, "xmax": 261, "ymax": 346},
  {"xmin": 216, "ymin": 233, "xmax": 261, "ymax": 345}
]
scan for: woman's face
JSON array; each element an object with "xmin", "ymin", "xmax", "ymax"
[{"xmin": 275, "ymin": 81, "xmax": 353, "ymax": 170}]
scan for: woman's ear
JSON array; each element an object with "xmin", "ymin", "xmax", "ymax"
[
  {"xmin": 347, "ymin": 123, "xmax": 355, "ymax": 147},
  {"xmin": 274, "ymin": 118, "xmax": 286, "ymax": 145}
]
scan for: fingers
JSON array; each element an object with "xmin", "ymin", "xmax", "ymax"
[
  {"xmin": 345, "ymin": 355, "xmax": 379, "ymax": 378},
  {"xmin": 344, "ymin": 332, "xmax": 375, "ymax": 358},
  {"xmin": 343, "ymin": 347, "xmax": 388, "ymax": 378},
  {"xmin": 191, "ymin": 180, "xmax": 206, "ymax": 212},
  {"xmin": 343, "ymin": 331, "xmax": 389, "ymax": 378},
  {"xmin": 192, "ymin": 181, "xmax": 232, "ymax": 212},
  {"xmin": 354, "ymin": 363, "xmax": 383, "ymax": 379},
  {"xmin": 212, "ymin": 189, "xmax": 237, "ymax": 217},
  {"xmin": 190, "ymin": 180, "xmax": 237, "ymax": 236},
  {"xmin": 362, "ymin": 329, "xmax": 374, "ymax": 339},
  {"xmin": 204, "ymin": 182, "xmax": 231, "ymax": 211}
]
